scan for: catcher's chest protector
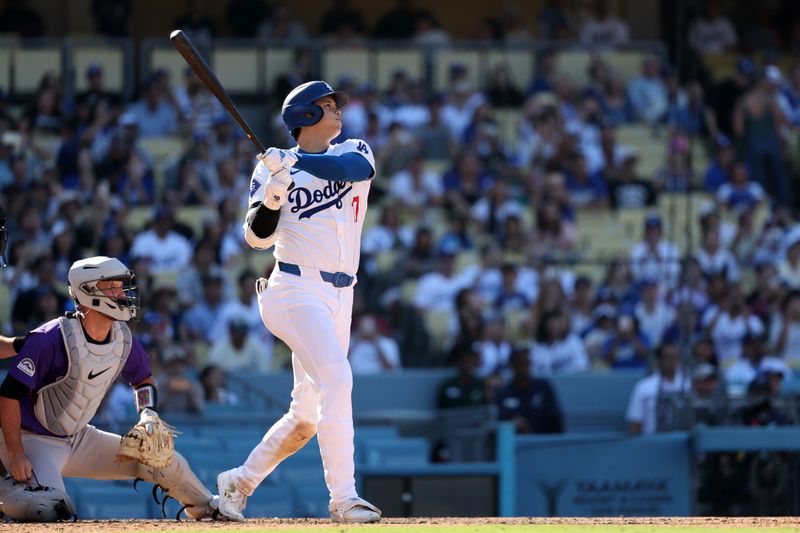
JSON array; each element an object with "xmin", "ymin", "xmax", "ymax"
[{"xmin": 34, "ymin": 317, "xmax": 132, "ymax": 436}]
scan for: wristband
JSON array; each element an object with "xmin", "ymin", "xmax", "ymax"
[{"xmin": 134, "ymin": 383, "xmax": 158, "ymax": 413}]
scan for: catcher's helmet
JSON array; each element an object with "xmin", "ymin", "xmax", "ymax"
[
  {"xmin": 68, "ymin": 256, "xmax": 139, "ymax": 322},
  {"xmin": 281, "ymin": 80, "xmax": 349, "ymax": 134}
]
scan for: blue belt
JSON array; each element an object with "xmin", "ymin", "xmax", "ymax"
[{"xmin": 278, "ymin": 262, "xmax": 354, "ymax": 288}]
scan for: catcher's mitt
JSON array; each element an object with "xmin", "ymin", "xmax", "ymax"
[{"xmin": 116, "ymin": 408, "xmax": 177, "ymax": 468}]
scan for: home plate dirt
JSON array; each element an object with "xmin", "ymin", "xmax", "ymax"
[{"xmin": 8, "ymin": 517, "xmax": 800, "ymax": 532}]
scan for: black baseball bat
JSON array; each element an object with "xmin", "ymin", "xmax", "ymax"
[{"xmin": 169, "ymin": 29, "xmax": 266, "ymax": 153}]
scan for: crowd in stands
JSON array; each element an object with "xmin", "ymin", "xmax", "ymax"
[{"xmin": 2, "ymin": 0, "xmax": 800, "ymax": 438}]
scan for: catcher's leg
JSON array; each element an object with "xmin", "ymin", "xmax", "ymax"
[
  {"xmin": 63, "ymin": 425, "xmax": 215, "ymax": 519},
  {"xmin": 0, "ymin": 431, "xmax": 76, "ymax": 521}
]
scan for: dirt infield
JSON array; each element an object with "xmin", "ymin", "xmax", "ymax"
[{"xmin": 10, "ymin": 517, "xmax": 800, "ymax": 532}]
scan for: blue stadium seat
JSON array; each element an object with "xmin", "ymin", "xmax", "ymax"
[
  {"xmin": 75, "ymin": 486, "xmax": 151, "ymax": 519},
  {"xmin": 292, "ymin": 483, "xmax": 330, "ymax": 518},
  {"xmin": 276, "ymin": 453, "xmax": 325, "ymax": 485},
  {"xmin": 243, "ymin": 485, "xmax": 295, "ymax": 518},
  {"xmin": 361, "ymin": 437, "xmax": 430, "ymax": 468}
]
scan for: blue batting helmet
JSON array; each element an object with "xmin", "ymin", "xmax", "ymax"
[{"xmin": 281, "ymin": 81, "xmax": 349, "ymax": 133}]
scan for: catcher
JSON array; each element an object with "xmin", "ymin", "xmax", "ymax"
[{"xmin": 0, "ymin": 256, "xmax": 233, "ymax": 521}]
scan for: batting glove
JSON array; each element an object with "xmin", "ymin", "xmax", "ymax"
[
  {"xmin": 257, "ymin": 148, "xmax": 298, "ymax": 173},
  {"xmin": 263, "ymin": 168, "xmax": 292, "ymax": 210}
]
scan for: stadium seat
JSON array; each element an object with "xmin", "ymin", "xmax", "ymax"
[
  {"xmin": 0, "ymin": 44, "xmax": 11, "ymax": 92},
  {"xmin": 374, "ymin": 48, "xmax": 425, "ymax": 90},
  {"xmin": 604, "ymin": 50, "xmax": 648, "ymax": 83},
  {"xmin": 485, "ymin": 50, "xmax": 534, "ymax": 92},
  {"xmin": 263, "ymin": 48, "xmax": 294, "ymax": 92},
  {"xmin": 554, "ymin": 50, "xmax": 591, "ymax": 86},
  {"xmin": 12, "ymin": 47, "xmax": 61, "ymax": 94},
  {"xmin": 322, "ymin": 49, "xmax": 369, "ymax": 86},
  {"xmin": 432, "ymin": 49, "xmax": 482, "ymax": 92},
  {"xmin": 423, "ymin": 310, "xmax": 453, "ymax": 353},
  {"xmin": 76, "ymin": 486, "xmax": 151, "ymax": 519},
  {"xmin": 361, "ymin": 437, "xmax": 430, "ymax": 468},
  {"xmin": 72, "ymin": 45, "xmax": 125, "ymax": 94},
  {"xmin": 211, "ymin": 47, "xmax": 259, "ymax": 94},
  {"xmin": 291, "ymin": 483, "xmax": 330, "ymax": 518},
  {"xmin": 175, "ymin": 205, "xmax": 215, "ymax": 239},
  {"xmin": 245, "ymin": 485, "xmax": 296, "ymax": 518},
  {"xmin": 277, "ymin": 453, "xmax": 325, "ymax": 485},
  {"xmin": 494, "ymin": 108, "xmax": 519, "ymax": 148},
  {"xmin": 702, "ymin": 52, "xmax": 742, "ymax": 81}
]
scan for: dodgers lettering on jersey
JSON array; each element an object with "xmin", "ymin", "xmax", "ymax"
[{"xmin": 248, "ymin": 139, "xmax": 375, "ymax": 276}]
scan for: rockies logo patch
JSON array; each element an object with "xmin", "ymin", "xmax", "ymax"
[{"xmin": 17, "ymin": 357, "xmax": 35, "ymax": 377}]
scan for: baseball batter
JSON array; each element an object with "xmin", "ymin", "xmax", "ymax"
[
  {"xmin": 217, "ymin": 81, "xmax": 381, "ymax": 523},
  {"xmin": 0, "ymin": 256, "xmax": 231, "ymax": 521}
]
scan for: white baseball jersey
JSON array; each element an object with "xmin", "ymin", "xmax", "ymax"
[{"xmin": 247, "ymin": 139, "xmax": 375, "ymax": 275}]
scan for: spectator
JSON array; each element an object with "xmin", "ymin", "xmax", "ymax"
[
  {"xmin": 569, "ymin": 276, "xmax": 594, "ymax": 335},
  {"xmin": 319, "ymin": 0, "xmax": 365, "ymax": 36},
  {"xmin": 485, "ymin": 64, "xmax": 524, "ymax": 109},
  {"xmin": 11, "ymin": 254, "xmax": 68, "ymax": 333},
  {"xmin": 437, "ymin": 342, "xmax": 488, "ymax": 409},
  {"xmin": 493, "ymin": 263, "xmax": 530, "ymax": 315},
  {"xmin": 208, "ymin": 314, "xmax": 271, "ymax": 372},
  {"xmin": 129, "ymin": 206, "xmax": 193, "ymax": 275},
  {"xmin": 564, "ymin": 151, "xmax": 609, "ymax": 209},
  {"xmin": 716, "ymin": 161, "xmax": 765, "ymax": 213},
  {"xmin": 688, "ymin": 0, "xmax": 737, "ymax": 54},
  {"xmin": 630, "ymin": 214, "xmax": 681, "ymax": 289},
  {"xmin": 634, "ymin": 279, "xmax": 676, "ymax": 347},
  {"xmin": 157, "ymin": 350, "xmax": 205, "ymax": 414},
  {"xmin": 471, "ymin": 180, "xmax": 525, "ymax": 238},
  {"xmin": 769, "ymin": 290, "xmax": 800, "ymax": 365},
  {"xmin": 733, "ymin": 66, "xmax": 789, "ymax": 203},
  {"xmin": 397, "ymin": 226, "xmax": 438, "ymax": 280},
  {"xmin": 76, "ymin": 65, "xmax": 121, "ymax": 119},
  {"xmin": 213, "ymin": 270, "xmax": 263, "ymax": 340},
  {"xmin": 626, "ymin": 342, "xmax": 690, "ymax": 435},
  {"xmin": 199, "ymin": 364, "xmax": 239, "ymax": 405},
  {"xmin": 348, "ymin": 314, "xmax": 402, "ymax": 374},
  {"xmin": 704, "ymin": 135, "xmax": 737, "ymax": 193},
  {"xmin": 742, "ymin": 359, "xmax": 791, "ymax": 426},
  {"xmin": 529, "ymin": 200, "xmax": 577, "ymax": 261},
  {"xmin": 387, "ymin": 154, "xmax": 444, "ymax": 213},
  {"xmin": 690, "ymin": 363, "xmax": 728, "ymax": 426},
  {"xmin": 779, "ymin": 227, "xmax": 800, "ymax": 288},
  {"xmin": 579, "ymin": 0, "xmax": 629, "ymax": 46},
  {"xmin": 602, "ymin": 314, "xmax": 651, "ymax": 370},
  {"xmin": 694, "ymin": 227, "xmax": 741, "ymax": 282},
  {"xmin": 182, "ymin": 274, "xmax": 229, "ymax": 343},
  {"xmin": 495, "ymin": 347, "xmax": 564, "ymax": 434},
  {"xmin": 0, "ymin": 0, "xmax": 44, "ymax": 36},
  {"xmin": 126, "ymin": 77, "xmax": 179, "ymax": 138},
  {"xmin": 628, "ymin": 57, "xmax": 668, "ymax": 127},
  {"xmin": 416, "ymin": 94, "xmax": 454, "ymax": 160},
  {"xmin": 727, "ymin": 334, "xmax": 791, "ymax": 397},
  {"xmin": 608, "ymin": 151, "xmax": 657, "ymax": 209},
  {"xmin": 225, "ymin": 0, "xmax": 266, "ymax": 37},
  {"xmin": 412, "ymin": 11, "xmax": 450, "ymax": 46},
  {"xmin": 702, "ymin": 284, "xmax": 765, "ymax": 366},
  {"xmin": 257, "ymin": 2, "xmax": 309, "ymax": 44},
  {"xmin": 538, "ymin": 0, "xmax": 577, "ymax": 40},
  {"xmin": 173, "ymin": 0, "xmax": 217, "ymax": 43},
  {"xmin": 373, "ymin": 0, "xmax": 421, "ymax": 39},
  {"xmin": 654, "ymin": 136, "xmax": 695, "ymax": 192},
  {"xmin": 532, "ymin": 310, "xmax": 590, "ymax": 375},
  {"xmin": 413, "ymin": 248, "xmax": 475, "ymax": 315}
]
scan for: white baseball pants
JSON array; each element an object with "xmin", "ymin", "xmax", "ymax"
[{"xmin": 232, "ymin": 269, "xmax": 357, "ymax": 503}]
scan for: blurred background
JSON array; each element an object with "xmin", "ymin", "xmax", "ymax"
[{"xmin": 2, "ymin": 0, "xmax": 800, "ymax": 520}]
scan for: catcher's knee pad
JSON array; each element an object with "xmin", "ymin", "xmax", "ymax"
[
  {"xmin": 0, "ymin": 476, "xmax": 76, "ymax": 522},
  {"xmin": 137, "ymin": 452, "xmax": 212, "ymax": 510}
]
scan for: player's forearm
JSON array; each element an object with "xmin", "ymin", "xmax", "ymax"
[
  {"xmin": 244, "ymin": 202, "xmax": 280, "ymax": 249},
  {"xmin": 0, "ymin": 397, "xmax": 25, "ymax": 458},
  {"xmin": 0, "ymin": 335, "xmax": 25, "ymax": 359},
  {"xmin": 294, "ymin": 152, "xmax": 373, "ymax": 182}
]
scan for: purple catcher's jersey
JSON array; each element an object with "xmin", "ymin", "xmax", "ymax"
[{"xmin": 6, "ymin": 318, "xmax": 152, "ymax": 437}]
